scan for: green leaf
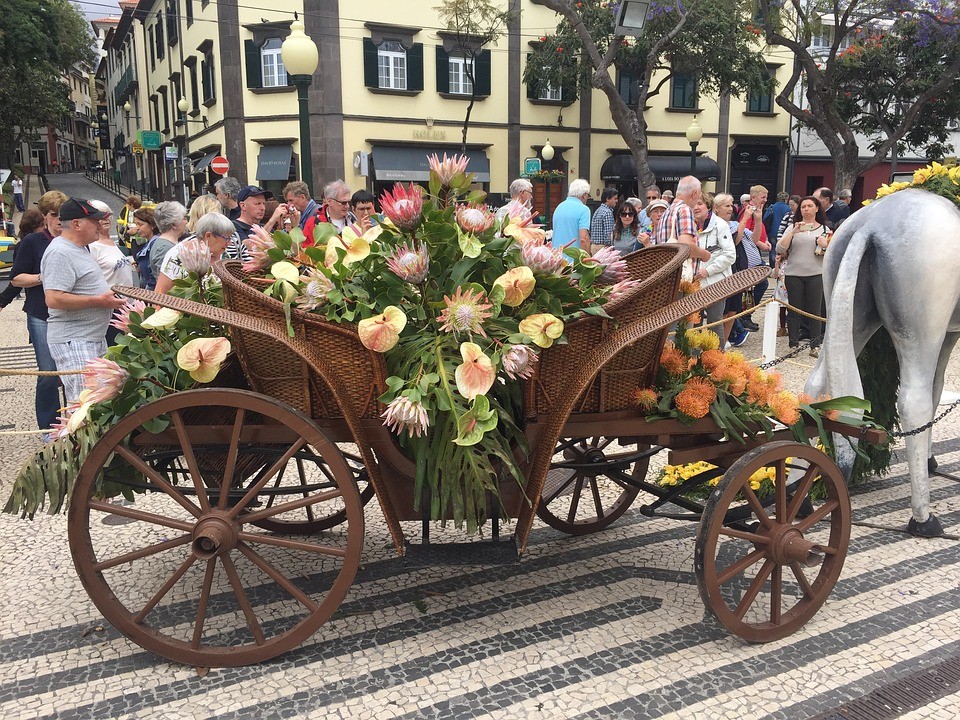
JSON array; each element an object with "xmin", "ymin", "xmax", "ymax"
[
  {"xmin": 457, "ymin": 229, "xmax": 482, "ymax": 259},
  {"xmin": 454, "ymin": 395, "xmax": 498, "ymax": 446}
]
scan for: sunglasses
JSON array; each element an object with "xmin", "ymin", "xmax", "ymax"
[{"xmin": 620, "ymin": 211, "xmax": 636, "ymax": 217}]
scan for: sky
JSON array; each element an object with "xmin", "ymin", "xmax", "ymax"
[{"xmin": 74, "ymin": 0, "xmax": 121, "ymax": 21}]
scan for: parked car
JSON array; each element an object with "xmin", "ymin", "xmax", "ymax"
[
  {"xmin": 0, "ymin": 235, "xmax": 16, "ymax": 269},
  {"xmin": 89, "ymin": 161, "xmax": 104, "ymax": 172}
]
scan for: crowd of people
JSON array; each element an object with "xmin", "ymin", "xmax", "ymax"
[{"xmin": 1, "ymin": 172, "xmax": 854, "ymax": 437}]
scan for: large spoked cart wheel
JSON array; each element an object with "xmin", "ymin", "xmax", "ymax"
[
  {"xmin": 67, "ymin": 389, "xmax": 364, "ymax": 667},
  {"xmin": 694, "ymin": 441, "xmax": 851, "ymax": 643},
  {"xmin": 537, "ymin": 437, "xmax": 654, "ymax": 534}
]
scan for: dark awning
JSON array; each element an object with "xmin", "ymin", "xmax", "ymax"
[
  {"xmin": 600, "ymin": 153, "xmax": 721, "ymax": 183},
  {"xmin": 255, "ymin": 145, "xmax": 293, "ymax": 181},
  {"xmin": 191, "ymin": 149, "xmax": 219, "ymax": 175},
  {"xmin": 372, "ymin": 145, "xmax": 491, "ymax": 182}
]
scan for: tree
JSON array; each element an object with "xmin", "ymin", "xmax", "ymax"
[
  {"xmin": 524, "ymin": 0, "xmax": 769, "ymax": 191},
  {"xmin": 0, "ymin": 0, "xmax": 95, "ymax": 168},
  {"xmin": 435, "ymin": 0, "xmax": 516, "ymax": 153},
  {"xmin": 758, "ymin": 0, "xmax": 960, "ymax": 189}
]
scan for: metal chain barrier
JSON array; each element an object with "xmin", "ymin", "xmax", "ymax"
[{"xmin": 889, "ymin": 400, "xmax": 960, "ymax": 438}]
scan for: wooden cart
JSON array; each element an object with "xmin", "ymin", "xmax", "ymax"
[{"xmin": 67, "ymin": 247, "xmax": 882, "ymax": 666}]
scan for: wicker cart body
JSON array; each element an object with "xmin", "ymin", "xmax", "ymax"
[{"xmin": 66, "ymin": 246, "xmax": 881, "ymax": 666}]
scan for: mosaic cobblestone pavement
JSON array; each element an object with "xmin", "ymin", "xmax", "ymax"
[{"xmin": 2, "ymin": 204, "xmax": 959, "ymax": 717}]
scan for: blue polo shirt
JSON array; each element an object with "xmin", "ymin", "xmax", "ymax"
[{"xmin": 551, "ymin": 196, "xmax": 590, "ymax": 249}]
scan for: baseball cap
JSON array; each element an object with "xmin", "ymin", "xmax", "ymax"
[
  {"xmin": 237, "ymin": 185, "xmax": 274, "ymax": 202},
  {"xmin": 59, "ymin": 198, "xmax": 110, "ymax": 221}
]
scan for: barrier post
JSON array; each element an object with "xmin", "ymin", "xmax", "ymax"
[{"xmin": 763, "ymin": 300, "xmax": 780, "ymax": 363}]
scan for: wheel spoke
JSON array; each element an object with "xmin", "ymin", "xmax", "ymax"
[
  {"xmin": 228, "ymin": 438, "xmax": 307, "ymax": 519},
  {"xmin": 555, "ymin": 438, "xmax": 579, "ymax": 454},
  {"xmin": 543, "ymin": 472, "xmax": 578, "ymax": 505},
  {"xmin": 786, "ymin": 465, "xmax": 819, "ymax": 523},
  {"xmin": 795, "ymin": 499, "xmax": 839, "ymax": 532},
  {"xmin": 134, "ymin": 553, "xmax": 198, "ymax": 623},
  {"xmin": 296, "ymin": 458, "xmax": 315, "ymax": 524},
  {"xmin": 170, "ymin": 410, "xmax": 211, "ymax": 512},
  {"xmin": 237, "ymin": 542, "xmax": 319, "ymax": 613},
  {"xmin": 595, "ymin": 437, "xmax": 616, "ymax": 451},
  {"xmin": 717, "ymin": 547, "xmax": 766, "ymax": 585},
  {"xmin": 237, "ymin": 531, "xmax": 347, "ymax": 558},
  {"xmin": 566, "ymin": 476, "xmax": 585, "ymax": 523},
  {"xmin": 775, "ymin": 459, "xmax": 787, "ymax": 523},
  {"xmin": 590, "ymin": 478, "xmax": 605, "ymax": 519},
  {"xmin": 88, "ymin": 500, "xmax": 194, "ymax": 532},
  {"xmin": 218, "ymin": 408, "xmax": 247, "ymax": 510},
  {"xmin": 240, "ymin": 487, "xmax": 343, "ymax": 525},
  {"xmin": 192, "ymin": 558, "xmax": 217, "ymax": 649},
  {"xmin": 264, "ymin": 465, "xmax": 287, "ymax": 510},
  {"xmin": 221, "ymin": 554, "xmax": 266, "ymax": 645},
  {"xmin": 770, "ymin": 564, "xmax": 782, "ymax": 624},
  {"xmin": 718, "ymin": 526, "xmax": 770, "ymax": 544},
  {"xmin": 734, "ymin": 558, "xmax": 774, "ymax": 619},
  {"xmin": 114, "ymin": 444, "xmax": 202, "ymax": 518},
  {"xmin": 95, "ymin": 534, "xmax": 192, "ymax": 571},
  {"xmin": 743, "ymin": 485, "xmax": 773, "ymax": 529},
  {"xmin": 790, "ymin": 562, "xmax": 814, "ymax": 598}
]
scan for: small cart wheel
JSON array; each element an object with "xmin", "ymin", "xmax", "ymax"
[
  {"xmin": 536, "ymin": 437, "xmax": 650, "ymax": 535},
  {"xmin": 695, "ymin": 441, "xmax": 850, "ymax": 643},
  {"xmin": 68, "ymin": 389, "xmax": 364, "ymax": 667}
]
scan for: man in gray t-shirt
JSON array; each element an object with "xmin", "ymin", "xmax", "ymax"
[{"xmin": 42, "ymin": 198, "xmax": 127, "ymax": 405}]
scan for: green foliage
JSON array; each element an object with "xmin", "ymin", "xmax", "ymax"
[{"xmin": 850, "ymin": 327, "xmax": 900, "ymax": 486}]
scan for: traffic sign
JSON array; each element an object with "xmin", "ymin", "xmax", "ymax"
[
  {"xmin": 131, "ymin": 141, "xmax": 144, "ymax": 155},
  {"xmin": 139, "ymin": 130, "xmax": 162, "ymax": 150},
  {"xmin": 523, "ymin": 157, "xmax": 542, "ymax": 176},
  {"xmin": 210, "ymin": 156, "xmax": 230, "ymax": 175},
  {"xmin": 0, "ymin": 169, "xmax": 10, "ymax": 187}
]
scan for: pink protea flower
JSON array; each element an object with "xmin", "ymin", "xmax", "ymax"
[
  {"xmin": 380, "ymin": 183, "xmax": 424, "ymax": 231},
  {"xmin": 82, "ymin": 357, "xmax": 129, "ymax": 404},
  {"xmin": 586, "ymin": 246, "xmax": 628, "ymax": 285},
  {"xmin": 428, "ymin": 153, "xmax": 469, "ymax": 185},
  {"xmin": 455, "ymin": 342, "xmax": 496, "ymax": 400},
  {"xmin": 607, "ymin": 278, "xmax": 641, "ymax": 302},
  {"xmin": 502, "ymin": 344, "xmax": 538, "ymax": 380},
  {"xmin": 242, "ymin": 225, "xmax": 277, "ymax": 272},
  {"xmin": 297, "ymin": 268, "xmax": 334, "ymax": 311},
  {"xmin": 455, "ymin": 204, "xmax": 496, "ymax": 235},
  {"xmin": 381, "ymin": 396, "xmax": 430, "ymax": 438},
  {"xmin": 386, "ymin": 242, "xmax": 430, "ymax": 284},
  {"xmin": 357, "ymin": 306, "xmax": 407, "ymax": 352},
  {"xmin": 437, "ymin": 286, "xmax": 493, "ymax": 336},
  {"xmin": 493, "ymin": 266, "xmax": 536, "ymax": 307},
  {"xmin": 110, "ymin": 300, "xmax": 147, "ymax": 333},
  {"xmin": 178, "ymin": 239, "xmax": 212, "ymax": 276},
  {"xmin": 521, "ymin": 241, "xmax": 567, "ymax": 275}
]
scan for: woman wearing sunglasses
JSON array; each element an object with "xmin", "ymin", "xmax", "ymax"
[{"xmin": 612, "ymin": 202, "xmax": 649, "ymax": 254}]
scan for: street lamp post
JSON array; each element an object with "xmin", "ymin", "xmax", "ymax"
[
  {"xmin": 123, "ymin": 100, "xmax": 147, "ymax": 200},
  {"xmin": 282, "ymin": 16, "xmax": 320, "ymax": 197},
  {"xmin": 685, "ymin": 116, "xmax": 702, "ymax": 177},
  {"xmin": 541, "ymin": 139, "xmax": 555, "ymax": 225}
]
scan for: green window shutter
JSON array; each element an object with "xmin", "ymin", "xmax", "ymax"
[
  {"xmin": 363, "ymin": 38, "xmax": 379, "ymax": 88},
  {"xmin": 436, "ymin": 46, "xmax": 450, "ymax": 93},
  {"xmin": 408, "ymin": 43, "xmax": 424, "ymax": 91},
  {"xmin": 475, "ymin": 49, "xmax": 491, "ymax": 96},
  {"xmin": 526, "ymin": 53, "xmax": 537, "ymax": 99},
  {"xmin": 244, "ymin": 40, "xmax": 262, "ymax": 89}
]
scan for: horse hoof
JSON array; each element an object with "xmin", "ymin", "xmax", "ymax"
[
  {"xmin": 907, "ymin": 514, "xmax": 944, "ymax": 538},
  {"xmin": 928, "ymin": 456, "xmax": 939, "ymax": 473}
]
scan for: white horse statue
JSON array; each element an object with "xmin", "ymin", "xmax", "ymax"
[{"xmin": 805, "ymin": 188, "xmax": 960, "ymax": 537}]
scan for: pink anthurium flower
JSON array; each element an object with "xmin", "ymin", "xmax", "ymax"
[
  {"xmin": 518, "ymin": 313, "xmax": 564, "ymax": 348},
  {"xmin": 493, "ymin": 266, "xmax": 536, "ymax": 307},
  {"xmin": 357, "ymin": 306, "xmax": 407, "ymax": 352},
  {"xmin": 454, "ymin": 342, "xmax": 495, "ymax": 400},
  {"xmin": 176, "ymin": 337, "xmax": 232, "ymax": 383}
]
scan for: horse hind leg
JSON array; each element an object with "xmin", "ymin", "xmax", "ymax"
[
  {"xmin": 898, "ymin": 343, "xmax": 946, "ymax": 537},
  {"xmin": 928, "ymin": 332, "xmax": 960, "ymax": 474}
]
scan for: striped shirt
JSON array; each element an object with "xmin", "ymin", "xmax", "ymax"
[{"xmin": 652, "ymin": 199, "xmax": 697, "ymax": 245}]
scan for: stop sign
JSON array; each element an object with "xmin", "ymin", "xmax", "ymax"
[{"xmin": 210, "ymin": 156, "xmax": 230, "ymax": 175}]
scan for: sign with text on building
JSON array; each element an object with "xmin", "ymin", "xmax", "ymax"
[
  {"xmin": 138, "ymin": 130, "xmax": 162, "ymax": 150},
  {"xmin": 165, "ymin": 146, "xmax": 178, "ymax": 161},
  {"xmin": 523, "ymin": 157, "xmax": 541, "ymax": 176},
  {"xmin": 131, "ymin": 141, "xmax": 144, "ymax": 155},
  {"xmin": 210, "ymin": 156, "xmax": 230, "ymax": 175}
]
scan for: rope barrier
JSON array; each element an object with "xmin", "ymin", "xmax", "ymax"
[
  {"xmin": 0, "ymin": 368, "xmax": 83, "ymax": 376},
  {"xmin": 0, "ymin": 428, "xmax": 49, "ymax": 436}
]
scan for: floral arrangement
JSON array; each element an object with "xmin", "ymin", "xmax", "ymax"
[
  {"xmin": 526, "ymin": 169, "xmax": 566, "ymax": 181},
  {"xmin": 864, "ymin": 161, "xmax": 960, "ymax": 207},
  {"xmin": 4, "ymin": 246, "xmax": 232, "ymax": 518},
  {"xmin": 235, "ymin": 154, "xmax": 628, "ymax": 532},
  {"xmin": 657, "ymin": 460, "xmax": 778, "ymax": 499},
  {"xmin": 634, "ymin": 322, "xmax": 874, "ymax": 450}
]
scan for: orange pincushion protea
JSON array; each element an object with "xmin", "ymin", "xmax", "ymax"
[
  {"xmin": 768, "ymin": 390, "xmax": 801, "ymax": 426},
  {"xmin": 700, "ymin": 349, "xmax": 726, "ymax": 372},
  {"xmin": 685, "ymin": 376, "xmax": 717, "ymax": 405},
  {"xmin": 633, "ymin": 387, "xmax": 658, "ymax": 411},
  {"xmin": 679, "ymin": 279, "xmax": 702, "ymax": 295},
  {"xmin": 798, "ymin": 392, "xmax": 814, "ymax": 405},
  {"xmin": 675, "ymin": 386, "xmax": 711, "ymax": 419},
  {"xmin": 686, "ymin": 311, "xmax": 701, "ymax": 324},
  {"xmin": 659, "ymin": 344, "xmax": 687, "ymax": 376}
]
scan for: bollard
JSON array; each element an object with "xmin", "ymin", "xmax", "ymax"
[{"xmin": 763, "ymin": 300, "xmax": 780, "ymax": 363}]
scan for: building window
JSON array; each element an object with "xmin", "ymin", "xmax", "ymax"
[
  {"xmin": 747, "ymin": 65, "xmax": 776, "ymax": 113},
  {"xmin": 378, "ymin": 41, "xmax": 407, "ymax": 90},
  {"xmin": 185, "ymin": 0, "xmax": 193, "ymax": 25},
  {"xmin": 617, "ymin": 70, "xmax": 639, "ymax": 107},
  {"xmin": 148, "ymin": 28, "xmax": 155, "ymax": 70},
  {"xmin": 201, "ymin": 49, "xmax": 216, "ymax": 105},
  {"xmin": 261, "ymin": 38, "xmax": 287, "ymax": 87},
  {"xmin": 539, "ymin": 82, "xmax": 562, "ymax": 102},
  {"xmin": 167, "ymin": 0, "xmax": 178, "ymax": 45},
  {"xmin": 448, "ymin": 54, "xmax": 473, "ymax": 95},
  {"xmin": 156, "ymin": 16, "xmax": 165, "ymax": 59},
  {"xmin": 186, "ymin": 58, "xmax": 199, "ymax": 109},
  {"xmin": 670, "ymin": 73, "xmax": 697, "ymax": 109}
]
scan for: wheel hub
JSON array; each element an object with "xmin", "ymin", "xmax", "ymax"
[
  {"xmin": 191, "ymin": 511, "xmax": 239, "ymax": 559},
  {"xmin": 767, "ymin": 525, "xmax": 823, "ymax": 567}
]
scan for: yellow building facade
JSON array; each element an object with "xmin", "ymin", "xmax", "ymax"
[{"xmin": 103, "ymin": 0, "xmax": 791, "ymax": 208}]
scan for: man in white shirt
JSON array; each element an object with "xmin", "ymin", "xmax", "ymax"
[{"xmin": 12, "ymin": 176, "xmax": 24, "ymax": 212}]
